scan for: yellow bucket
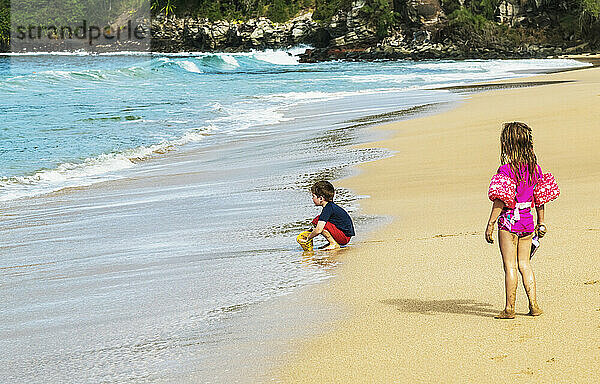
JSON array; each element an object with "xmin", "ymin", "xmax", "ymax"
[{"xmin": 296, "ymin": 231, "xmax": 313, "ymax": 252}]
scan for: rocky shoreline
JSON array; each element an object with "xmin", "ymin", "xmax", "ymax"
[
  {"xmin": 149, "ymin": 0, "xmax": 597, "ymax": 62},
  {"xmin": 2, "ymin": 0, "xmax": 596, "ymax": 60}
]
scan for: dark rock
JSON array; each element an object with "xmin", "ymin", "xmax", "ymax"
[
  {"xmin": 406, "ymin": 0, "xmax": 445, "ymax": 25},
  {"xmin": 145, "ymin": 0, "xmax": 598, "ymax": 62}
]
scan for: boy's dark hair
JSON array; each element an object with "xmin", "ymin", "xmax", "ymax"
[{"xmin": 311, "ymin": 180, "xmax": 335, "ymax": 201}]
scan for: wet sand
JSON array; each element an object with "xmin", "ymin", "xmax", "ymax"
[
  {"xmin": 277, "ymin": 65, "xmax": 600, "ymax": 381},
  {"xmin": 0, "ymin": 87, "xmax": 402, "ymax": 383}
]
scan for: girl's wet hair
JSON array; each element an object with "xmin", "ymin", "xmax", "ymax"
[{"xmin": 500, "ymin": 122, "xmax": 538, "ymax": 183}]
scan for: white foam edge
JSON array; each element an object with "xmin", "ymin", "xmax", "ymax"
[{"xmin": 0, "ymin": 126, "xmax": 215, "ymax": 202}]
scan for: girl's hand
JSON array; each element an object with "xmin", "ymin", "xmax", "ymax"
[
  {"xmin": 485, "ymin": 222, "xmax": 495, "ymax": 244},
  {"xmin": 536, "ymin": 223, "xmax": 547, "ymax": 238}
]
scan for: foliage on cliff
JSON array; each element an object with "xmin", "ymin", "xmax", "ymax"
[
  {"xmin": 0, "ymin": 0, "xmax": 150, "ymax": 51},
  {"xmin": 441, "ymin": 0, "xmax": 600, "ymax": 48},
  {"xmin": 1, "ymin": 0, "xmax": 599, "ymax": 51},
  {"xmin": 0, "ymin": 0, "xmax": 8, "ymax": 50},
  {"xmin": 151, "ymin": 0, "xmax": 314, "ymax": 22}
]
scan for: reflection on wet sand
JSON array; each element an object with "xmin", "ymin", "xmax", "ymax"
[{"xmin": 301, "ymin": 248, "xmax": 346, "ymax": 269}]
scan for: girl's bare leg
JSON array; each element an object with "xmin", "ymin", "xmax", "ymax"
[
  {"xmin": 497, "ymin": 230, "xmax": 518, "ymax": 318},
  {"xmin": 516, "ymin": 234, "xmax": 543, "ymax": 316}
]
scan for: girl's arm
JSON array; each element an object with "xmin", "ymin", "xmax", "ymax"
[
  {"xmin": 535, "ymin": 204, "xmax": 546, "ymax": 237},
  {"xmin": 485, "ymin": 199, "xmax": 505, "ymax": 244}
]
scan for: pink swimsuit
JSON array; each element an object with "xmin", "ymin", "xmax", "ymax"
[
  {"xmin": 488, "ymin": 163, "xmax": 560, "ymax": 237},
  {"xmin": 495, "ymin": 164, "xmax": 542, "ymax": 236}
]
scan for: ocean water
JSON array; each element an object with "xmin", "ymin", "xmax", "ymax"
[{"xmin": 0, "ymin": 50, "xmax": 590, "ymax": 383}]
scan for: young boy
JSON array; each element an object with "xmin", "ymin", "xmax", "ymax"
[{"xmin": 304, "ymin": 181, "xmax": 355, "ymax": 250}]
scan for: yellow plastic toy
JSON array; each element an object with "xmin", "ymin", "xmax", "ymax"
[{"xmin": 296, "ymin": 230, "xmax": 313, "ymax": 251}]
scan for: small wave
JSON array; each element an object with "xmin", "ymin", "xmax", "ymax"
[
  {"xmin": 252, "ymin": 50, "xmax": 299, "ymax": 65},
  {"xmin": 0, "ymin": 126, "xmax": 215, "ymax": 202},
  {"xmin": 220, "ymin": 55, "xmax": 240, "ymax": 68},
  {"xmin": 198, "ymin": 54, "xmax": 240, "ymax": 70},
  {"xmin": 257, "ymin": 88, "xmax": 404, "ymax": 104},
  {"xmin": 0, "ymin": 50, "xmax": 153, "ymax": 56},
  {"xmin": 153, "ymin": 48, "xmax": 302, "ymax": 74},
  {"xmin": 176, "ymin": 60, "xmax": 203, "ymax": 73},
  {"xmin": 38, "ymin": 69, "xmax": 106, "ymax": 81},
  {"xmin": 2, "ymin": 66, "xmax": 149, "ymax": 84},
  {"xmin": 0, "ymin": 50, "xmax": 94, "ymax": 56},
  {"xmin": 3, "ymin": 47, "xmax": 306, "ymax": 83},
  {"xmin": 155, "ymin": 55, "xmax": 236, "ymax": 73},
  {"xmin": 210, "ymin": 105, "xmax": 285, "ymax": 130}
]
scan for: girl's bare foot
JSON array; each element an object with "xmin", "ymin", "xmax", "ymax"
[
  {"xmin": 495, "ymin": 309, "xmax": 516, "ymax": 319},
  {"xmin": 528, "ymin": 305, "xmax": 543, "ymax": 316}
]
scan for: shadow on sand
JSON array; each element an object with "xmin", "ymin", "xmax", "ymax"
[{"xmin": 381, "ymin": 298, "xmax": 497, "ymax": 318}]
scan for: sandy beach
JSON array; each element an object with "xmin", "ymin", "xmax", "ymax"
[{"xmin": 277, "ymin": 64, "xmax": 600, "ymax": 382}]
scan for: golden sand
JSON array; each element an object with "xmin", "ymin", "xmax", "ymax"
[{"xmin": 276, "ymin": 65, "xmax": 600, "ymax": 382}]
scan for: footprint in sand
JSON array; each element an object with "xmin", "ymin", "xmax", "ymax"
[
  {"xmin": 513, "ymin": 368, "xmax": 535, "ymax": 376},
  {"xmin": 519, "ymin": 334, "xmax": 533, "ymax": 342}
]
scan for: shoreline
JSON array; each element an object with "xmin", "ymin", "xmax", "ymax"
[
  {"xmin": 276, "ymin": 64, "xmax": 600, "ymax": 381},
  {"xmin": 1, "ymin": 55, "xmax": 590, "ymax": 204},
  {"xmin": 2, "ymin": 55, "xmax": 596, "ymax": 382}
]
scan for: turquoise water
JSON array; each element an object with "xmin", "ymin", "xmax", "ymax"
[
  {"xmin": 0, "ymin": 51, "xmax": 590, "ymax": 382},
  {"xmin": 0, "ymin": 51, "xmax": 588, "ymax": 200}
]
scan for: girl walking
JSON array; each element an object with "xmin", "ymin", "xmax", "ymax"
[{"xmin": 485, "ymin": 122, "xmax": 560, "ymax": 319}]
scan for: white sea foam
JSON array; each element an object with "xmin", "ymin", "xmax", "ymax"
[
  {"xmin": 1, "ymin": 56, "xmax": 586, "ymax": 202},
  {"xmin": 1, "ymin": 50, "xmax": 154, "ymax": 56},
  {"xmin": 155, "ymin": 47, "xmax": 304, "ymax": 66},
  {"xmin": 412, "ymin": 58, "xmax": 590, "ymax": 72},
  {"xmin": 253, "ymin": 50, "xmax": 299, "ymax": 65},
  {"xmin": 0, "ymin": 126, "xmax": 216, "ymax": 202},
  {"xmin": 221, "ymin": 55, "xmax": 240, "ymax": 68},
  {"xmin": 346, "ymin": 59, "xmax": 591, "ymax": 85},
  {"xmin": 176, "ymin": 60, "xmax": 203, "ymax": 73},
  {"xmin": 257, "ymin": 88, "xmax": 405, "ymax": 103},
  {"xmin": 210, "ymin": 105, "xmax": 286, "ymax": 130},
  {"xmin": 1, "ymin": 50, "xmax": 93, "ymax": 56}
]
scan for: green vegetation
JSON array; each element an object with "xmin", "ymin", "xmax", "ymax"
[
  {"xmin": 443, "ymin": 0, "xmax": 500, "ymax": 21},
  {"xmin": 582, "ymin": 0, "xmax": 600, "ymax": 17},
  {"xmin": 1, "ymin": 0, "xmax": 599, "ymax": 51},
  {"xmin": 148, "ymin": 0, "xmax": 394, "ymax": 37},
  {"xmin": 312, "ymin": 0, "xmax": 350, "ymax": 21},
  {"xmin": 0, "ymin": 0, "xmax": 9, "ymax": 49},
  {"xmin": 443, "ymin": 0, "xmax": 600, "ymax": 48},
  {"xmin": 150, "ymin": 0, "xmax": 315, "ymax": 22},
  {"xmin": 0, "ymin": 0, "xmax": 151, "ymax": 51},
  {"xmin": 444, "ymin": 6, "xmax": 512, "ymax": 48},
  {"xmin": 447, "ymin": 7, "xmax": 490, "ymax": 29},
  {"xmin": 7, "ymin": 0, "xmax": 145, "ymax": 26},
  {"xmin": 360, "ymin": 0, "xmax": 396, "ymax": 38}
]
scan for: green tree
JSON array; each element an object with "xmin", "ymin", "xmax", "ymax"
[
  {"xmin": 266, "ymin": 0, "xmax": 289, "ymax": 22},
  {"xmin": 314, "ymin": 0, "xmax": 350, "ymax": 21},
  {"xmin": 0, "ymin": 0, "xmax": 9, "ymax": 50},
  {"xmin": 478, "ymin": 0, "xmax": 499, "ymax": 20},
  {"xmin": 362, "ymin": 0, "xmax": 395, "ymax": 38},
  {"xmin": 582, "ymin": 0, "xmax": 600, "ymax": 17}
]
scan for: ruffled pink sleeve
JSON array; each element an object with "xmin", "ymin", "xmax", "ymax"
[
  {"xmin": 533, "ymin": 173, "xmax": 560, "ymax": 206},
  {"xmin": 488, "ymin": 173, "xmax": 516, "ymax": 208}
]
